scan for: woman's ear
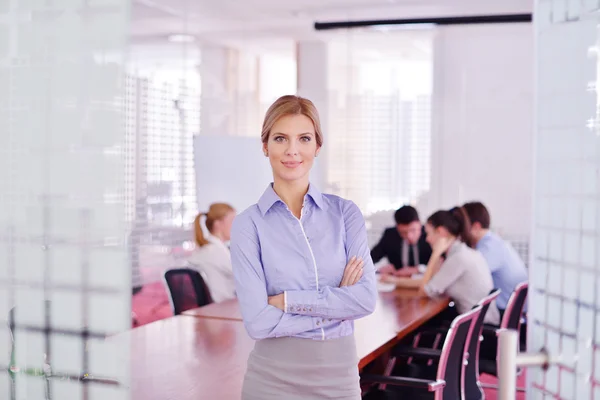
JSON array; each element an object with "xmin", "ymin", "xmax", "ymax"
[
  {"xmin": 315, "ymin": 146, "xmax": 321, "ymax": 157},
  {"xmin": 262, "ymin": 142, "xmax": 268, "ymax": 157}
]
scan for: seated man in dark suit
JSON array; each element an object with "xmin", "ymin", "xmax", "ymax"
[{"xmin": 371, "ymin": 205, "xmax": 432, "ymax": 277}]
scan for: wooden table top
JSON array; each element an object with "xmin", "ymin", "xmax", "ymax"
[
  {"xmin": 115, "ymin": 316, "xmax": 252, "ymax": 400},
  {"xmin": 355, "ymin": 289, "xmax": 449, "ymax": 368},
  {"xmin": 120, "ymin": 289, "xmax": 448, "ymax": 400},
  {"xmin": 182, "ymin": 298, "xmax": 242, "ymax": 320}
]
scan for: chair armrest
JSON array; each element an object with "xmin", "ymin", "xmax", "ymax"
[
  {"xmin": 361, "ymin": 374, "xmax": 446, "ymax": 392},
  {"xmin": 393, "ymin": 346, "xmax": 442, "ymax": 359}
]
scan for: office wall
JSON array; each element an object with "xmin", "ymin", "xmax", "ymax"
[
  {"xmin": 0, "ymin": 1, "xmax": 130, "ymax": 399},
  {"xmin": 194, "ymin": 135, "xmax": 273, "ymax": 213},
  {"xmin": 429, "ymin": 23, "xmax": 534, "ymax": 240},
  {"xmin": 528, "ymin": 1, "xmax": 600, "ymax": 398}
]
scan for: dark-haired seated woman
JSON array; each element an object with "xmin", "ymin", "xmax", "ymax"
[{"xmin": 382, "ymin": 207, "xmax": 500, "ymax": 325}]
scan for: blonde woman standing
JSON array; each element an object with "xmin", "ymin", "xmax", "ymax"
[
  {"xmin": 230, "ymin": 95, "xmax": 377, "ymax": 400},
  {"xmin": 187, "ymin": 203, "xmax": 236, "ymax": 303}
]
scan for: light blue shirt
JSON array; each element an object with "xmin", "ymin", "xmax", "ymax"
[
  {"xmin": 230, "ymin": 183, "xmax": 377, "ymax": 341},
  {"xmin": 476, "ymin": 231, "xmax": 528, "ymax": 310}
]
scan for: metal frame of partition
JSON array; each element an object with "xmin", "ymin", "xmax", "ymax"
[{"xmin": 497, "ymin": 329, "xmax": 562, "ymax": 400}]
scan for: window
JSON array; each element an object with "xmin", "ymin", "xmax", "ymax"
[{"xmin": 325, "ymin": 29, "xmax": 434, "ymax": 238}]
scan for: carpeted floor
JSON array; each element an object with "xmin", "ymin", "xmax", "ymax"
[
  {"xmin": 480, "ymin": 373, "xmax": 527, "ymax": 400},
  {"xmin": 131, "ymin": 281, "xmax": 526, "ymax": 398}
]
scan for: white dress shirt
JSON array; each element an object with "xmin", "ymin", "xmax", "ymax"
[
  {"xmin": 401, "ymin": 241, "xmax": 420, "ymax": 267},
  {"xmin": 187, "ymin": 235, "xmax": 236, "ymax": 303}
]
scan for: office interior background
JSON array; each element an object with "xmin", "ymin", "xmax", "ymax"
[{"xmin": 0, "ymin": 0, "xmax": 598, "ymax": 398}]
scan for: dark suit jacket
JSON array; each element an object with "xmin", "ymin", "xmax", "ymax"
[{"xmin": 371, "ymin": 227, "xmax": 432, "ymax": 270}]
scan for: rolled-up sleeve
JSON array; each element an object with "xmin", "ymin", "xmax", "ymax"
[
  {"xmin": 230, "ymin": 212, "xmax": 337, "ymax": 340},
  {"xmin": 284, "ymin": 201, "xmax": 378, "ymax": 320}
]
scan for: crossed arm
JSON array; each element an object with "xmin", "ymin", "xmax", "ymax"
[
  {"xmin": 230, "ymin": 202, "xmax": 377, "ymax": 340},
  {"xmin": 267, "ymin": 255, "xmax": 366, "ymax": 310}
]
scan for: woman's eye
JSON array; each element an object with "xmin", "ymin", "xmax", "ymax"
[
  {"xmin": 274, "ymin": 136, "xmax": 285, "ymax": 142},
  {"xmin": 300, "ymin": 136, "xmax": 311, "ymax": 142}
]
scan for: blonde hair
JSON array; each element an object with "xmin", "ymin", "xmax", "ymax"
[
  {"xmin": 261, "ymin": 95, "xmax": 324, "ymax": 147},
  {"xmin": 194, "ymin": 203, "xmax": 235, "ymax": 247}
]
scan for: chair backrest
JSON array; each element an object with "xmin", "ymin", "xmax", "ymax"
[
  {"xmin": 163, "ymin": 268, "xmax": 212, "ymax": 315},
  {"xmin": 464, "ymin": 289, "xmax": 501, "ymax": 400},
  {"xmin": 500, "ymin": 281, "xmax": 528, "ymax": 330},
  {"xmin": 436, "ymin": 305, "xmax": 482, "ymax": 400}
]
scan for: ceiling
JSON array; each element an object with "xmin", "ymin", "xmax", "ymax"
[
  {"xmin": 128, "ymin": 0, "xmax": 532, "ymax": 64},
  {"xmin": 130, "ymin": 0, "xmax": 532, "ymax": 45}
]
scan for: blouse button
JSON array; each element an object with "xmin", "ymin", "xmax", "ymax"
[{"xmin": 316, "ymin": 321, "xmax": 320, "ymax": 326}]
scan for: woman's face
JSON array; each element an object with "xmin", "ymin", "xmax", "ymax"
[
  {"xmin": 263, "ymin": 114, "xmax": 320, "ymax": 185},
  {"xmin": 424, "ymin": 222, "xmax": 450, "ymax": 247}
]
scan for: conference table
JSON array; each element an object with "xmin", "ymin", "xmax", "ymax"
[{"xmin": 116, "ymin": 289, "xmax": 449, "ymax": 400}]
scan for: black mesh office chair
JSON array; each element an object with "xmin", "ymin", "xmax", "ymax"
[
  {"xmin": 361, "ymin": 305, "xmax": 483, "ymax": 400},
  {"xmin": 479, "ymin": 281, "xmax": 528, "ymax": 377},
  {"xmin": 163, "ymin": 268, "xmax": 213, "ymax": 315},
  {"xmin": 462, "ymin": 290, "xmax": 501, "ymax": 400},
  {"xmin": 389, "ymin": 290, "xmax": 500, "ymax": 400}
]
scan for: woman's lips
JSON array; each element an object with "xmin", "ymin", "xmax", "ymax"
[{"xmin": 282, "ymin": 161, "xmax": 302, "ymax": 168}]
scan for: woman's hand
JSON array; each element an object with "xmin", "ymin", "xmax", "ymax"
[
  {"xmin": 432, "ymin": 237, "xmax": 453, "ymax": 257},
  {"xmin": 267, "ymin": 293, "xmax": 285, "ymax": 310},
  {"xmin": 339, "ymin": 256, "xmax": 364, "ymax": 287}
]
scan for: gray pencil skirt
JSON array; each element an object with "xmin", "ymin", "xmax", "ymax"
[{"xmin": 241, "ymin": 334, "xmax": 361, "ymax": 400}]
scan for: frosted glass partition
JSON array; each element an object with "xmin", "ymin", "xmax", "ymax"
[
  {"xmin": 529, "ymin": 1, "xmax": 600, "ymax": 399},
  {"xmin": 0, "ymin": 1, "xmax": 131, "ymax": 399}
]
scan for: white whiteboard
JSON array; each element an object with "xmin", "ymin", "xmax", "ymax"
[{"xmin": 194, "ymin": 135, "xmax": 273, "ymax": 213}]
